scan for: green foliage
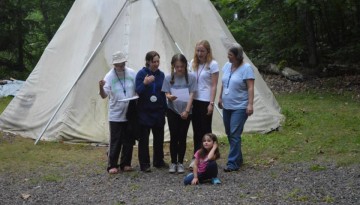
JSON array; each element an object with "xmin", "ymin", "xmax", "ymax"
[
  {"xmin": 211, "ymin": 0, "xmax": 360, "ymax": 68},
  {"xmin": 1, "ymin": 0, "xmax": 358, "ymax": 79},
  {"xmin": 0, "ymin": 0, "xmax": 74, "ymax": 80}
]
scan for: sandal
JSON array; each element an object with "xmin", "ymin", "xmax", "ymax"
[{"xmin": 108, "ymin": 168, "xmax": 119, "ymax": 174}]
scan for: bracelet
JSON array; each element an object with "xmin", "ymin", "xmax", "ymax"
[{"xmin": 209, "ymin": 102, "xmax": 214, "ymax": 106}]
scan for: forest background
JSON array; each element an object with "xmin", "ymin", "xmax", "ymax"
[{"xmin": 0, "ymin": 0, "xmax": 359, "ymax": 80}]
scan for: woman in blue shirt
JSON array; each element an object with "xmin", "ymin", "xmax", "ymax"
[{"xmin": 218, "ymin": 44, "xmax": 255, "ymax": 172}]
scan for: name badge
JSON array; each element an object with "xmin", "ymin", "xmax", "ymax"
[{"xmin": 150, "ymin": 95, "xmax": 157, "ymax": 102}]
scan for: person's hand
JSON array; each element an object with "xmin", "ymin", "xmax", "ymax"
[
  {"xmin": 191, "ymin": 177, "xmax": 199, "ymax": 185},
  {"xmin": 143, "ymin": 74, "xmax": 155, "ymax": 85},
  {"xmin": 246, "ymin": 104, "xmax": 254, "ymax": 116},
  {"xmin": 99, "ymin": 80, "xmax": 105, "ymax": 88},
  {"xmin": 213, "ymin": 141, "xmax": 218, "ymax": 149},
  {"xmin": 180, "ymin": 111, "xmax": 189, "ymax": 120},
  {"xmin": 206, "ymin": 103, "xmax": 214, "ymax": 115},
  {"xmin": 218, "ymin": 98, "xmax": 223, "ymax": 109},
  {"xmin": 167, "ymin": 95, "xmax": 177, "ymax": 102}
]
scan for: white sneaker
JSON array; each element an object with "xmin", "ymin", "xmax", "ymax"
[
  {"xmin": 177, "ymin": 163, "xmax": 185, "ymax": 173},
  {"xmin": 169, "ymin": 163, "xmax": 177, "ymax": 173},
  {"xmin": 188, "ymin": 159, "xmax": 195, "ymax": 171}
]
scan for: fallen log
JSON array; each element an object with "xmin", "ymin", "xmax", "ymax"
[{"xmin": 262, "ymin": 63, "xmax": 304, "ymax": 82}]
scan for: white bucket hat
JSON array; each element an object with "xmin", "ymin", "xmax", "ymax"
[{"xmin": 112, "ymin": 51, "xmax": 127, "ymax": 64}]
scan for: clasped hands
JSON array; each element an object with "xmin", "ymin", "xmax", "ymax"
[{"xmin": 143, "ymin": 74, "xmax": 155, "ymax": 85}]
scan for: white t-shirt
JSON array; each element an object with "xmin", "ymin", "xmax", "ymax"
[
  {"xmin": 190, "ymin": 59, "xmax": 219, "ymax": 102},
  {"xmin": 103, "ymin": 67, "xmax": 136, "ymax": 122}
]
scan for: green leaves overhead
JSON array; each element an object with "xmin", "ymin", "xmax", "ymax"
[
  {"xmin": 211, "ymin": 0, "xmax": 360, "ymax": 69},
  {"xmin": 0, "ymin": 0, "xmax": 74, "ymax": 79}
]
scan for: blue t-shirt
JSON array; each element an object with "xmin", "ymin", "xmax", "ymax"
[{"xmin": 221, "ymin": 62, "xmax": 255, "ymax": 110}]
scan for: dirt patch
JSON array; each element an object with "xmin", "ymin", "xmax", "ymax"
[
  {"xmin": 262, "ymin": 73, "xmax": 360, "ymax": 101},
  {"xmin": 0, "ymin": 161, "xmax": 359, "ymax": 204}
]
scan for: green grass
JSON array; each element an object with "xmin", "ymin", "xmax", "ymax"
[
  {"xmin": 0, "ymin": 96, "xmax": 13, "ymax": 113},
  {"xmin": 242, "ymin": 91, "xmax": 360, "ymax": 166},
  {"xmin": 0, "ymin": 136, "xmax": 106, "ymax": 179},
  {"xmin": 0, "ymin": 91, "xmax": 359, "ymax": 176}
]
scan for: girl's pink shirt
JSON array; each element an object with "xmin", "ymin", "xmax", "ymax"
[{"xmin": 194, "ymin": 150, "xmax": 209, "ymax": 173}]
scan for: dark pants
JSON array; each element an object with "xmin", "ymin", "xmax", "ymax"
[
  {"xmin": 107, "ymin": 121, "xmax": 133, "ymax": 171},
  {"xmin": 184, "ymin": 160, "xmax": 218, "ymax": 185},
  {"xmin": 192, "ymin": 100, "xmax": 213, "ymax": 154},
  {"xmin": 167, "ymin": 109, "xmax": 191, "ymax": 164},
  {"xmin": 138, "ymin": 125, "xmax": 165, "ymax": 170}
]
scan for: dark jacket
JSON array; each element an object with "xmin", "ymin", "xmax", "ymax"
[{"xmin": 135, "ymin": 67, "xmax": 167, "ymax": 127}]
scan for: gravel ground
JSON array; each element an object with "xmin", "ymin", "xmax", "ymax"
[{"xmin": 1, "ymin": 162, "xmax": 359, "ymax": 204}]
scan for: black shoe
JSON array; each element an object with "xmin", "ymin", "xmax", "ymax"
[
  {"xmin": 153, "ymin": 161, "xmax": 168, "ymax": 168},
  {"xmin": 141, "ymin": 167, "xmax": 151, "ymax": 172}
]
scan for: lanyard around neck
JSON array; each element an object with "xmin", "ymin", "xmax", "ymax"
[
  {"xmin": 114, "ymin": 69, "xmax": 126, "ymax": 96},
  {"xmin": 226, "ymin": 68, "xmax": 235, "ymax": 89},
  {"xmin": 196, "ymin": 64, "xmax": 206, "ymax": 84}
]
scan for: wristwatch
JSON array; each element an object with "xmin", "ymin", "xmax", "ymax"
[{"xmin": 210, "ymin": 102, "xmax": 214, "ymax": 106}]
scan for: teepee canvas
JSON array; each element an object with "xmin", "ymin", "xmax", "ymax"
[{"xmin": 0, "ymin": 0, "xmax": 284, "ymax": 143}]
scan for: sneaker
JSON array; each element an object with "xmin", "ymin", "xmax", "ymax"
[
  {"xmin": 211, "ymin": 177, "xmax": 221, "ymax": 184},
  {"xmin": 169, "ymin": 163, "xmax": 177, "ymax": 173},
  {"xmin": 177, "ymin": 163, "xmax": 185, "ymax": 173},
  {"xmin": 188, "ymin": 159, "xmax": 195, "ymax": 171}
]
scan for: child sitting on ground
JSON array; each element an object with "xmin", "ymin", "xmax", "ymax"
[{"xmin": 184, "ymin": 133, "xmax": 221, "ymax": 185}]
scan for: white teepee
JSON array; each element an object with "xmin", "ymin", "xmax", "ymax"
[{"xmin": 0, "ymin": 0, "xmax": 284, "ymax": 144}]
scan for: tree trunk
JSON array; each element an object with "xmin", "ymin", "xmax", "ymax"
[
  {"xmin": 15, "ymin": 0, "xmax": 25, "ymax": 71},
  {"xmin": 40, "ymin": 0, "xmax": 53, "ymax": 41},
  {"xmin": 304, "ymin": 3, "xmax": 318, "ymax": 67},
  {"xmin": 356, "ymin": 0, "xmax": 360, "ymax": 31}
]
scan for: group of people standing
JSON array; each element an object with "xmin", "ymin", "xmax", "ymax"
[{"xmin": 99, "ymin": 40, "xmax": 255, "ymax": 185}]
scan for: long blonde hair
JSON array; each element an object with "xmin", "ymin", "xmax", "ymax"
[{"xmin": 191, "ymin": 40, "xmax": 214, "ymax": 71}]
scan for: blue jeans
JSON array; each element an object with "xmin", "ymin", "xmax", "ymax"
[
  {"xmin": 184, "ymin": 160, "xmax": 218, "ymax": 185},
  {"xmin": 222, "ymin": 108, "xmax": 248, "ymax": 170}
]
